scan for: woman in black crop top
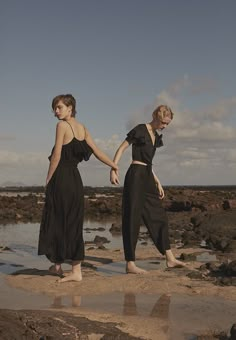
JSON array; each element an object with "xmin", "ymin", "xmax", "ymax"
[
  {"xmin": 110, "ymin": 105, "xmax": 186, "ymax": 274},
  {"xmin": 38, "ymin": 94, "xmax": 118, "ymax": 282}
]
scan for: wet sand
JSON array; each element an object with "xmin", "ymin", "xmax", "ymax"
[{"xmin": 1, "ymin": 243, "xmax": 236, "ymax": 339}]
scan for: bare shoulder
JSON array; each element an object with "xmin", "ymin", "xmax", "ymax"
[
  {"xmin": 72, "ymin": 121, "xmax": 88, "ymax": 139},
  {"xmin": 56, "ymin": 120, "xmax": 67, "ymax": 129},
  {"xmin": 76, "ymin": 121, "xmax": 86, "ymax": 130}
]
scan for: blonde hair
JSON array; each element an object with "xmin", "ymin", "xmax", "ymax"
[{"xmin": 152, "ymin": 105, "xmax": 174, "ymax": 120}]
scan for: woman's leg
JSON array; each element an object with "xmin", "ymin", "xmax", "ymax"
[
  {"xmin": 122, "ymin": 165, "xmax": 147, "ymax": 274},
  {"xmin": 142, "ymin": 174, "xmax": 186, "ymax": 268}
]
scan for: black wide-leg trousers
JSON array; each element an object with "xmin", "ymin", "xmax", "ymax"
[{"xmin": 122, "ymin": 164, "xmax": 170, "ymax": 261}]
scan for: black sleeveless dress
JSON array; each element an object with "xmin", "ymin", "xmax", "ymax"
[{"xmin": 38, "ymin": 134, "xmax": 93, "ymax": 264}]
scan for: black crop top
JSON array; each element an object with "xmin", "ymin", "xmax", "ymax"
[{"xmin": 125, "ymin": 124, "xmax": 163, "ymax": 165}]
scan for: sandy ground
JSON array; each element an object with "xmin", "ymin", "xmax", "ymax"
[{"xmin": 3, "ymin": 246, "xmax": 236, "ymax": 339}]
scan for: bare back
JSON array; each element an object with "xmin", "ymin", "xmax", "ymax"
[{"xmin": 62, "ymin": 120, "xmax": 87, "ymax": 145}]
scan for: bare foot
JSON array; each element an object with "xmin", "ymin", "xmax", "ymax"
[
  {"xmin": 72, "ymin": 296, "xmax": 81, "ymax": 307},
  {"xmin": 126, "ymin": 262, "xmax": 147, "ymax": 274},
  {"xmin": 48, "ymin": 265, "xmax": 63, "ymax": 276},
  {"xmin": 166, "ymin": 259, "xmax": 187, "ymax": 268},
  {"xmin": 59, "ymin": 272, "xmax": 82, "ymax": 283},
  {"xmin": 63, "ymin": 271, "xmax": 73, "ymax": 277}
]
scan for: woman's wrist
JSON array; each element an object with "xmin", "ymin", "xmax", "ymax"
[{"xmin": 110, "ymin": 165, "xmax": 118, "ymax": 171}]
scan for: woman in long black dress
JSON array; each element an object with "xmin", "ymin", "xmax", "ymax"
[
  {"xmin": 110, "ymin": 105, "xmax": 185, "ymax": 274},
  {"xmin": 38, "ymin": 94, "xmax": 118, "ymax": 282}
]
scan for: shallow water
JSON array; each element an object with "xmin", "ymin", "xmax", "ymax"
[
  {"xmin": 0, "ymin": 221, "xmax": 233, "ymax": 339},
  {"xmin": 0, "ymin": 267, "xmax": 235, "ymax": 340},
  {"xmin": 0, "ymin": 220, "xmax": 153, "ymax": 254},
  {"xmin": 0, "ymin": 220, "xmax": 113, "ymax": 252},
  {"xmin": 49, "ymin": 293, "xmax": 236, "ymax": 340}
]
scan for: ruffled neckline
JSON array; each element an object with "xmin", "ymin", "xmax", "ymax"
[{"xmin": 62, "ymin": 137, "xmax": 88, "ymax": 147}]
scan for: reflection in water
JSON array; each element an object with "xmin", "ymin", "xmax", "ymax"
[
  {"xmin": 48, "ymin": 292, "xmax": 236, "ymax": 339},
  {"xmin": 123, "ymin": 293, "xmax": 170, "ymax": 336},
  {"xmin": 51, "ymin": 292, "xmax": 171, "ymax": 319},
  {"xmin": 123, "ymin": 293, "xmax": 137, "ymax": 316},
  {"xmin": 123, "ymin": 293, "xmax": 170, "ymax": 319},
  {"xmin": 150, "ymin": 294, "xmax": 170, "ymax": 319},
  {"xmin": 51, "ymin": 295, "xmax": 82, "ymax": 309},
  {"xmin": 51, "ymin": 293, "xmax": 171, "ymax": 338}
]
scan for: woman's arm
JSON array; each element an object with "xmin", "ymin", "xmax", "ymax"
[
  {"xmin": 152, "ymin": 170, "xmax": 165, "ymax": 199},
  {"xmin": 46, "ymin": 122, "xmax": 65, "ymax": 185},
  {"xmin": 85, "ymin": 129, "xmax": 118, "ymax": 170},
  {"xmin": 110, "ymin": 140, "xmax": 130, "ymax": 185}
]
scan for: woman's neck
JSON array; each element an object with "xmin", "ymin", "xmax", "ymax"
[
  {"xmin": 147, "ymin": 122, "xmax": 156, "ymax": 132},
  {"xmin": 65, "ymin": 117, "xmax": 75, "ymax": 123}
]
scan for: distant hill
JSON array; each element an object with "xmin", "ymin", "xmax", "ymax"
[
  {"xmin": 1, "ymin": 181, "xmax": 26, "ymax": 187},
  {"xmin": 0, "ymin": 185, "xmax": 236, "ymax": 195}
]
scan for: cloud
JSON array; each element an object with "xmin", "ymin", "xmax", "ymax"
[
  {"xmin": 93, "ymin": 134, "xmax": 121, "ymax": 152},
  {"xmin": 174, "ymin": 122, "xmax": 236, "ymax": 141},
  {"xmin": 1, "ymin": 75, "xmax": 236, "ymax": 186},
  {"xmin": 0, "ymin": 150, "xmax": 48, "ymax": 167},
  {"xmin": 204, "ymin": 97, "xmax": 236, "ymax": 120},
  {"xmin": 177, "ymin": 148, "xmax": 209, "ymax": 159},
  {"xmin": 0, "ymin": 150, "xmax": 49, "ymax": 186}
]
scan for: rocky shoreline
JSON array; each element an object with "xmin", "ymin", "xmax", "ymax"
[
  {"xmin": 1, "ymin": 186, "xmax": 236, "ymax": 339},
  {"xmin": 1, "ymin": 186, "xmax": 236, "ymax": 255}
]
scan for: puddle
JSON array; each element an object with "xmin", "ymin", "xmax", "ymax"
[
  {"xmin": 1, "ymin": 221, "xmax": 235, "ymax": 339},
  {"xmin": 0, "ymin": 221, "xmax": 152, "ymax": 253},
  {"xmin": 0, "ymin": 277, "xmax": 235, "ymax": 340},
  {"xmin": 0, "ymin": 274, "xmax": 51, "ymax": 310},
  {"xmin": 196, "ymin": 252, "xmax": 217, "ymax": 262}
]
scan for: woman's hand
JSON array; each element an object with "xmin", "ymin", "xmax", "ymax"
[
  {"xmin": 156, "ymin": 182, "xmax": 165, "ymax": 199},
  {"xmin": 110, "ymin": 169, "xmax": 120, "ymax": 185}
]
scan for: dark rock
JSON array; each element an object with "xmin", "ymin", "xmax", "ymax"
[
  {"xmin": 226, "ymin": 260, "xmax": 236, "ymax": 276},
  {"xmin": 205, "ymin": 262, "xmax": 220, "ymax": 273},
  {"xmin": 198, "ymin": 211, "xmax": 236, "ymax": 253},
  {"xmin": 109, "ymin": 222, "xmax": 121, "ymax": 233},
  {"xmin": 190, "ymin": 214, "xmax": 207, "ymax": 227},
  {"xmin": 93, "ymin": 235, "xmax": 110, "ymax": 245},
  {"xmin": 97, "ymin": 245, "xmax": 108, "ymax": 250},
  {"xmin": 220, "ymin": 277, "xmax": 233, "ymax": 286},
  {"xmin": 0, "ymin": 246, "xmax": 13, "ymax": 252},
  {"xmin": 179, "ymin": 253, "xmax": 197, "ymax": 261},
  {"xmin": 0, "ymin": 309, "xmax": 142, "ymax": 340},
  {"xmin": 187, "ymin": 271, "xmax": 205, "ymax": 280},
  {"xmin": 84, "ymin": 227, "xmax": 105, "ymax": 231}
]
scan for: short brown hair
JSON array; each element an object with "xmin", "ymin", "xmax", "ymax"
[
  {"xmin": 152, "ymin": 105, "xmax": 174, "ymax": 120},
  {"xmin": 52, "ymin": 94, "xmax": 77, "ymax": 117}
]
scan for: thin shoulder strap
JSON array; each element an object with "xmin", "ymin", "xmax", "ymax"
[{"xmin": 65, "ymin": 121, "xmax": 75, "ymax": 137}]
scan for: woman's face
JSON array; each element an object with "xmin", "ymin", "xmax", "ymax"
[
  {"xmin": 155, "ymin": 116, "xmax": 172, "ymax": 130},
  {"xmin": 54, "ymin": 100, "xmax": 72, "ymax": 120}
]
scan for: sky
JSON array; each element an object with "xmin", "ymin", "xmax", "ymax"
[{"xmin": 1, "ymin": 0, "xmax": 236, "ymax": 186}]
